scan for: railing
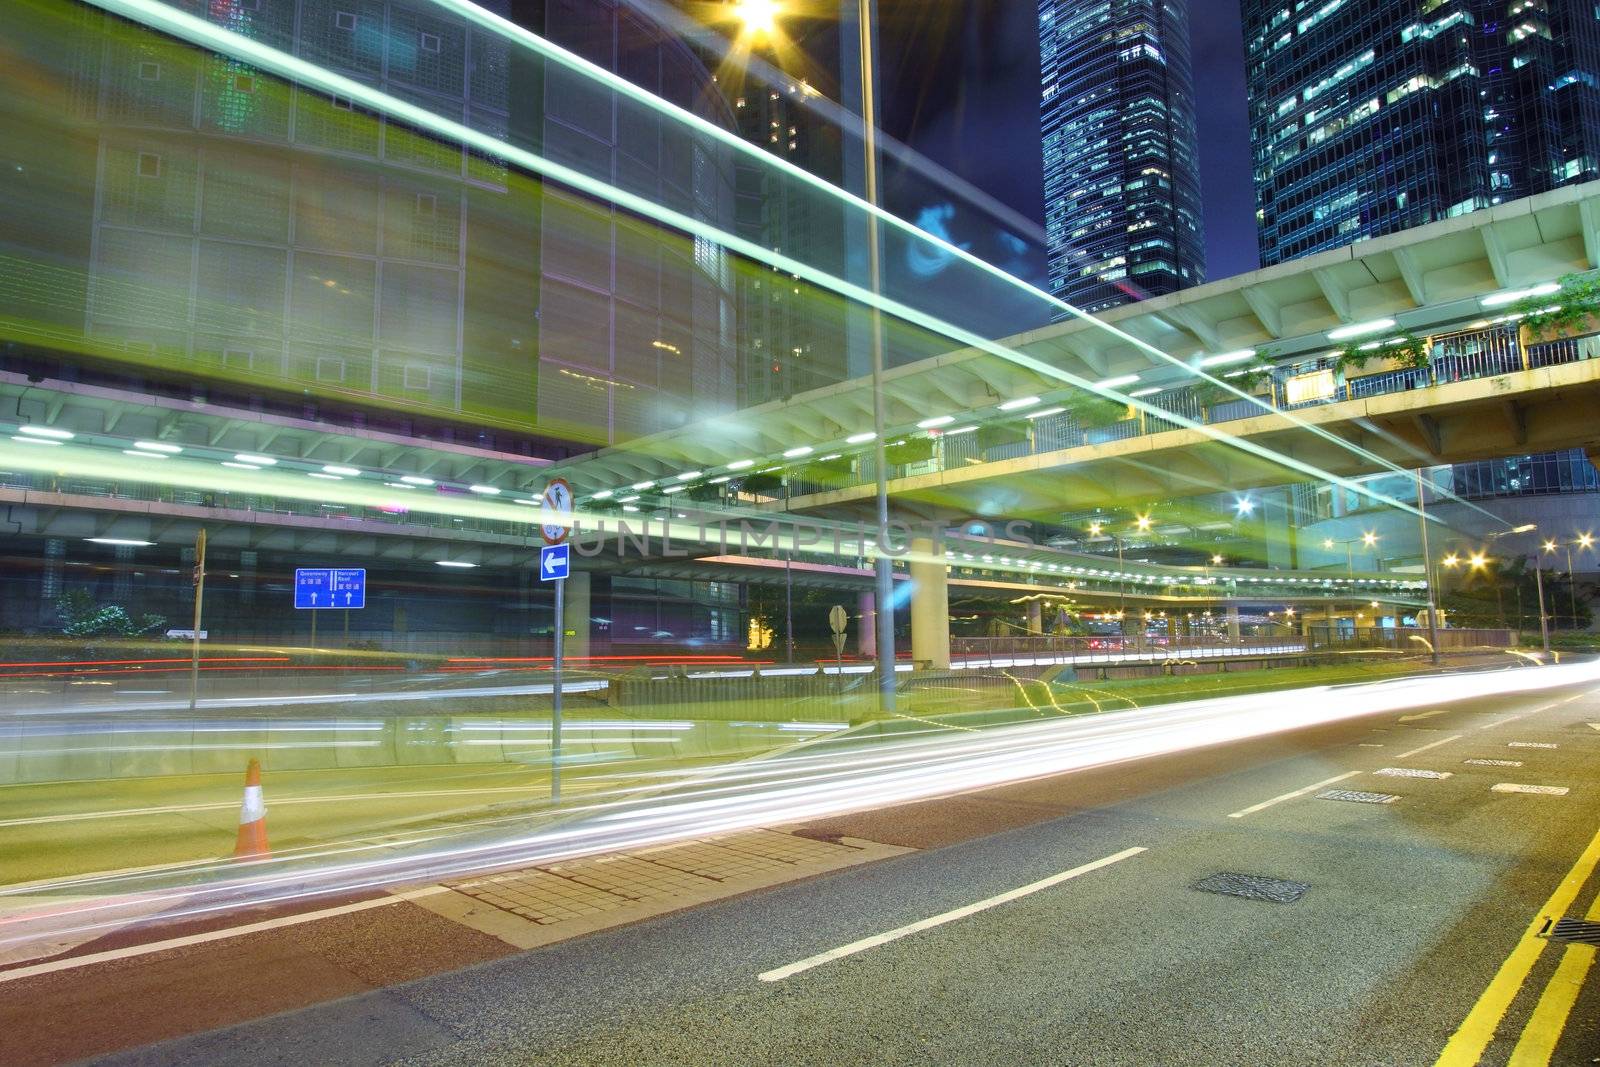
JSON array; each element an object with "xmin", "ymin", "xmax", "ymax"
[
  {"xmin": 1304, "ymin": 625, "xmax": 1514, "ymax": 652},
  {"xmin": 950, "ymin": 633, "xmax": 1308, "ymax": 666}
]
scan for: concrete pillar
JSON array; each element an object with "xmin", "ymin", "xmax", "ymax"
[
  {"xmin": 1226, "ymin": 604, "xmax": 1241, "ymax": 641},
  {"xmin": 562, "ymin": 572, "xmax": 591, "ymax": 663},
  {"xmin": 908, "ymin": 536, "xmax": 950, "ymax": 670},
  {"xmin": 857, "ymin": 591, "xmax": 876, "ymax": 657},
  {"xmin": 1026, "ymin": 599, "xmax": 1043, "ymax": 635},
  {"xmin": 112, "ymin": 544, "xmax": 134, "ymax": 602}
]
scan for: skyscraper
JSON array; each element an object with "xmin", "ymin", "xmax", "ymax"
[
  {"xmin": 1243, "ymin": 0, "xmax": 1600, "ymax": 266},
  {"xmin": 1038, "ymin": 0, "xmax": 1206, "ymax": 314}
]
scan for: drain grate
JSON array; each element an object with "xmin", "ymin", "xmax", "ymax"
[
  {"xmin": 1319, "ymin": 789, "xmax": 1399, "ymax": 804},
  {"xmin": 1192, "ymin": 872, "xmax": 1310, "ymax": 904},
  {"xmin": 1541, "ymin": 917, "xmax": 1600, "ymax": 946},
  {"xmin": 1465, "ymin": 759, "xmax": 1523, "ymax": 767},
  {"xmin": 1375, "ymin": 767, "xmax": 1452, "ymax": 779}
]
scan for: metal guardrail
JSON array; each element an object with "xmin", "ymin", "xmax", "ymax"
[{"xmin": 951, "ymin": 633, "xmax": 1304, "ymax": 664}]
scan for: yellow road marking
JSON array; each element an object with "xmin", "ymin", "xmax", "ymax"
[
  {"xmin": 1435, "ymin": 824, "xmax": 1600, "ymax": 1066},
  {"xmin": 1506, "ymin": 864, "xmax": 1600, "ymax": 1066},
  {"xmin": 1506, "ymin": 944, "xmax": 1596, "ymax": 1065}
]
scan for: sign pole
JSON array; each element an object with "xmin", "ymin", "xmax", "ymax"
[
  {"xmin": 538, "ymin": 477, "xmax": 574, "ymax": 806},
  {"xmin": 551, "ymin": 575, "xmax": 564, "ymax": 803},
  {"xmin": 189, "ymin": 528, "xmax": 207, "ymax": 712},
  {"xmin": 310, "ymin": 609, "xmax": 317, "ymax": 650}
]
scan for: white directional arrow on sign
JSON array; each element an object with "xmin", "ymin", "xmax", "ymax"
[{"xmin": 544, "ymin": 553, "xmax": 561, "ymax": 576}]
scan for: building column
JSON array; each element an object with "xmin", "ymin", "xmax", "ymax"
[
  {"xmin": 562, "ymin": 572, "xmax": 591, "ymax": 663},
  {"xmin": 857, "ymin": 590, "xmax": 876, "ymax": 657},
  {"xmin": 1026, "ymin": 599, "xmax": 1043, "ymax": 635},
  {"xmin": 1226, "ymin": 604, "xmax": 1241, "ymax": 641},
  {"xmin": 909, "ymin": 536, "xmax": 950, "ymax": 670}
]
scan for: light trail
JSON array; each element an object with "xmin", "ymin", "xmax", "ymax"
[
  {"xmin": 70, "ymin": 0, "xmax": 1435, "ymax": 520},
  {"xmin": 424, "ymin": 0, "xmax": 1479, "ymax": 505},
  {"xmin": 2, "ymin": 659, "xmax": 1594, "ymax": 962}
]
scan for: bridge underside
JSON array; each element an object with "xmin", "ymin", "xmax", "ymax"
[{"xmin": 784, "ymin": 360, "xmax": 1600, "ymax": 521}]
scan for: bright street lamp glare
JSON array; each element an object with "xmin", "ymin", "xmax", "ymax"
[
  {"xmin": 1580, "ymin": 533, "xmax": 1595, "ymax": 549},
  {"xmin": 1362, "ymin": 531, "xmax": 1378, "ymax": 546},
  {"xmin": 733, "ymin": 0, "xmax": 779, "ymax": 35}
]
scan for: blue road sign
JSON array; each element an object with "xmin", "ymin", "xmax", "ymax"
[
  {"xmin": 539, "ymin": 543, "xmax": 570, "ymax": 582},
  {"xmin": 294, "ymin": 568, "xmax": 366, "ymax": 609}
]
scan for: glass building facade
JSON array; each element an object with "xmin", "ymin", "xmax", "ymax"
[
  {"xmin": 1038, "ymin": 0, "xmax": 1206, "ymax": 314},
  {"xmin": 1243, "ymin": 0, "xmax": 1600, "ymax": 265}
]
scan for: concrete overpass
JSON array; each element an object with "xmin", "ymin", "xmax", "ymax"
[{"xmin": 531, "ymin": 181, "xmax": 1600, "ymax": 519}]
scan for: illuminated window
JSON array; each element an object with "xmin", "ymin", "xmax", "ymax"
[
  {"xmin": 415, "ymin": 192, "xmax": 436, "ymax": 217},
  {"xmin": 334, "ymin": 11, "xmax": 356, "ymax": 30},
  {"xmin": 136, "ymin": 152, "xmax": 161, "ymax": 178},
  {"xmin": 420, "ymin": 31, "xmax": 441, "ymax": 53}
]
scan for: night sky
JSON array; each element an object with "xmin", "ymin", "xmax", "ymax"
[{"xmin": 876, "ymin": 0, "xmax": 1261, "ymax": 284}]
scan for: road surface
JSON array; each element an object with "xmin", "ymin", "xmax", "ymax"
[{"xmin": 5, "ymin": 671, "xmax": 1599, "ymax": 1065}]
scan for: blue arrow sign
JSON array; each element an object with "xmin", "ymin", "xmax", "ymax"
[
  {"xmin": 539, "ymin": 543, "xmax": 569, "ymax": 582},
  {"xmin": 294, "ymin": 568, "xmax": 366, "ymax": 609}
]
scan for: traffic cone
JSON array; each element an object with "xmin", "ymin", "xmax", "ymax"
[{"xmin": 232, "ymin": 758, "xmax": 270, "ymax": 859}]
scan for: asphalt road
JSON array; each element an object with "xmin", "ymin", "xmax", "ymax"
[{"xmin": 85, "ymin": 676, "xmax": 1600, "ymax": 1066}]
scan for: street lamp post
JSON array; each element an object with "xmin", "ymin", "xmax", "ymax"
[
  {"xmin": 1414, "ymin": 471, "xmax": 1441, "ymax": 665},
  {"xmin": 1324, "ymin": 532, "xmax": 1379, "ymax": 581},
  {"xmin": 740, "ymin": 0, "xmax": 894, "ymax": 706},
  {"xmin": 1564, "ymin": 533, "xmax": 1592, "ymax": 628},
  {"xmin": 854, "ymin": 0, "xmax": 896, "ymax": 712},
  {"xmin": 1485, "ymin": 524, "xmax": 1547, "ymax": 653}
]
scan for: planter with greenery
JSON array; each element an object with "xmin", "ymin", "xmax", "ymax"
[
  {"xmin": 884, "ymin": 437, "xmax": 936, "ymax": 466},
  {"xmin": 1192, "ymin": 366, "xmax": 1273, "ymax": 409},
  {"xmin": 737, "ymin": 470, "xmax": 784, "ymax": 498},
  {"xmin": 1333, "ymin": 334, "xmax": 1429, "ymax": 377},
  {"xmin": 1066, "ymin": 391, "xmax": 1131, "ymax": 430},
  {"xmin": 1511, "ymin": 273, "xmax": 1600, "ymax": 341},
  {"xmin": 799, "ymin": 455, "xmax": 857, "ymax": 488},
  {"xmin": 54, "ymin": 591, "xmax": 165, "ymax": 638}
]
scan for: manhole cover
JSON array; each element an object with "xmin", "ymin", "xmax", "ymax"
[
  {"xmin": 1465, "ymin": 759, "xmax": 1523, "ymax": 767},
  {"xmin": 1543, "ymin": 917, "xmax": 1600, "ymax": 946},
  {"xmin": 1375, "ymin": 767, "xmax": 1452, "ymax": 779},
  {"xmin": 1319, "ymin": 789, "xmax": 1399, "ymax": 804},
  {"xmin": 1192, "ymin": 872, "xmax": 1309, "ymax": 904}
]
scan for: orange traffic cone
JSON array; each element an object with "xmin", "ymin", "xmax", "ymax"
[{"xmin": 232, "ymin": 758, "xmax": 270, "ymax": 859}]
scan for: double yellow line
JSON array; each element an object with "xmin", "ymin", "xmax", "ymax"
[{"xmin": 1436, "ymin": 825, "xmax": 1600, "ymax": 1065}]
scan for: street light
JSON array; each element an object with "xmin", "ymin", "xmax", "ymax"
[
  {"xmin": 1558, "ymin": 533, "xmax": 1594, "ymax": 627},
  {"xmin": 1486, "ymin": 524, "xmax": 1549, "ymax": 653},
  {"xmin": 1325, "ymin": 532, "xmax": 1379, "ymax": 578},
  {"xmin": 732, "ymin": 0, "xmax": 780, "ymax": 36}
]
